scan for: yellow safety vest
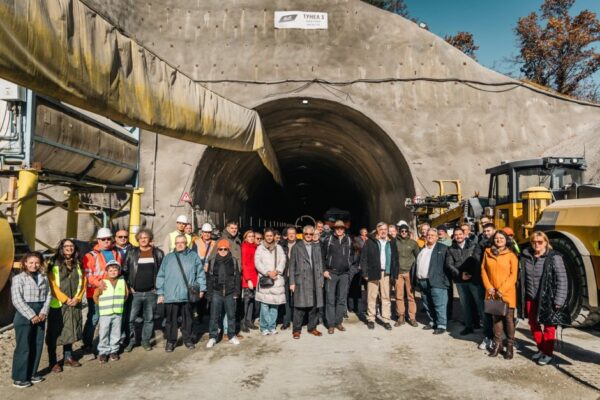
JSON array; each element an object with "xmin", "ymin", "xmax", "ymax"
[
  {"xmin": 98, "ymin": 278, "xmax": 126, "ymax": 316},
  {"xmin": 169, "ymin": 231, "xmax": 192, "ymax": 251},
  {"xmin": 50, "ymin": 264, "xmax": 83, "ymax": 309}
]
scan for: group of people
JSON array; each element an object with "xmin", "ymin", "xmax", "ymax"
[{"xmin": 9, "ymin": 214, "xmax": 570, "ymax": 389}]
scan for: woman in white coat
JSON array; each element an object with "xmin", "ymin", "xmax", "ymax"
[{"xmin": 254, "ymin": 228, "xmax": 286, "ymax": 335}]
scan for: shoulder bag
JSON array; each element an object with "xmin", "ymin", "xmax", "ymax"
[
  {"xmin": 174, "ymin": 253, "xmax": 201, "ymax": 303},
  {"xmin": 484, "ymin": 297, "xmax": 508, "ymax": 316},
  {"xmin": 259, "ymin": 246, "xmax": 277, "ymax": 289}
]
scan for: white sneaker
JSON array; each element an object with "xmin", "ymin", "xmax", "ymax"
[
  {"xmin": 537, "ymin": 355, "xmax": 553, "ymax": 365},
  {"xmin": 269, "ymin": 329, "xmax": 279, "ymax": 335},
  {"xmin": 206, "ymin": 338, "xmax": 217, "ymax": 349},
  {"xmin": 478, "ymin": 337, "xmax": 491, "ymax": 350},
  {"xmin": 532, "ymin": 351, "xmax": 543, "ymax": 361},
  {"xmin": 229, "ymin": 337, "xmax": 240, "ymax": 345},
  {"xmin": 262, "ymin": 330, "xmax": 271, "ymax": 336}
]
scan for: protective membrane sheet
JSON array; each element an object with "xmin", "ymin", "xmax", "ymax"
[{"xmin": 0, "ymin": 0, "xmax": 281, "ymax": 183}]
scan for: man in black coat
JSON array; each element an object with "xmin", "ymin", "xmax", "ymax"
[
  {"xmin": 360, "ymin": 222, "xmax": 399, "ymax": 330},
  {"xmin": 323, "ymin": 220, "xmax": 353, "ymax": 334},
  {"xmin": 445, "ymin": 227, "xmax": 482, "ymax": 336},
  {"xmin": 412, "ymin": 228, "xmax": 449, "ymax": 334}
]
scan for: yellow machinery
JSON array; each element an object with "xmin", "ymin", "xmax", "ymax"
[{"xmin": 407, "ymin": 157, "xmax": 600, "ymax": 326}]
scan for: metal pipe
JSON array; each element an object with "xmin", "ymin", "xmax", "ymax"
[
  {"xmin": 128, "ymin": 188, "xmax": 144, "ymax": 246},
  {"xmin": 66, "ymin": 190, "xmax": 79, "ymax": 238},
  {"xmin": 16, "ymin": 169, "xmax": 38, "ymax": 249}
]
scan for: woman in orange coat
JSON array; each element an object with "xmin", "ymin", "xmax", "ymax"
[{"xmin": 481, "ymin": 230, "xmax": 519, "ymax": 359}]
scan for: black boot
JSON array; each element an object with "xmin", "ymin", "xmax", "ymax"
[
  {"xmin": 503, "ymin": 342, "xmax": 514, "ymax": 360},
  {"xmin": 488, "ymin": 341, "xmax": 501, "ymax": 357}
]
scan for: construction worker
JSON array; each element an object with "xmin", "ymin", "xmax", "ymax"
[
  {"xmin": 82, "ymin": 228, "xmax": 122, "ymax": 355},
  {"xmin": 502, "ymin": 227, "xmax": 521, "ymax": 254},
  {"xmin": 163, "ymin": 215, "xmax": 192, "ymax": 253}
]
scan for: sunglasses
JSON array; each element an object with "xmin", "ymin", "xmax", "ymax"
[
  {"xmin": 304, "ymin": 233, "xmax": 314, "ymax": 236},
  {"xmin": 532, "ymin": 240, "xmax": 545, "ymax": 245},
  {"xmin": 99, "ymin": 238, "xmax": 111, "ymax": 241},
  {"xmin": 218, "ymin": 248, "xmax": 229, "ymax": 251},
  {"xmin": 400, "ymin": 230, "xmax": 408, "ymax": 233},
  {"xmin": 116, "ymin": 236, "xmax": 128, "ymax": 239}
]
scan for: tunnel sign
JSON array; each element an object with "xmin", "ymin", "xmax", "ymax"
[
  {"xmin": 274, "ymin": 11, "xmax": 328, "ymax": 30},
  {"xmin": 179, "ymin": 192, "xmax": 193, "ymax": 204}
]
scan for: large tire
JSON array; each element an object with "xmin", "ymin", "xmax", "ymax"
[{"xmin": 549, "ymin": 236, "xmax": 600, "ymax": 327}]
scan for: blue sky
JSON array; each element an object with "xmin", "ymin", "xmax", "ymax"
[{"xmin": 404, "ymin": 0, "xmax": 600, "ymax": 79}]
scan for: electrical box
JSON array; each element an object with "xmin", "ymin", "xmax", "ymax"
[{"xmin": 0, "ymin": 79, "xmax": 26, "ymax": 102}]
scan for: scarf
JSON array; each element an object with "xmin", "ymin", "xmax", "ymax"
[
  {"xmin": 215, "ymin": 252, "xmax": 233, "ymax": 285},
  {"xmin": 263, "ymin": 241, "xmax": 277, "ymax": 252}
]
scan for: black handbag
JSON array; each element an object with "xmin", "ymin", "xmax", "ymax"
[
  {"xmin": 484, "ymin": 298, "xmax": 508, "ymax": 316},
  {"xmin": 174, "ymin": 253, "xmax": 201, "ymax": 303},
  {"xmin": 258, "ymin": 245, "xmax": 277, "ymax": 289}
]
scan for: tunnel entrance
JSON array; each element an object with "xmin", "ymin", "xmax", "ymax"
[{"xmin": 192, "ymin": 98, "xmax": 414, "ymax": 230}]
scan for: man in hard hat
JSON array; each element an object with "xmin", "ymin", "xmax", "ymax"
[
  {"xmin": 82, "ymin": 227, "xmax": 122, "ymax": 355},
  {"xmin": 502, "ymin": 226, "xmax": 520, "ymax": 254},
  {"xmin": 163, "ymin": 215, "xmax": 192, "ymax": 253}
]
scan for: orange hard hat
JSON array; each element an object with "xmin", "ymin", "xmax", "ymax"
[{"xmin": 502, "ymin": 227, "xmax": 514, "ymax": 236}]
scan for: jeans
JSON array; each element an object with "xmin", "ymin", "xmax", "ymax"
[
  {"xmin": 12, "ymin": 302, "xmax": 45, "ymax": 382},
  {"xmin": 98, "ymin": 314, "xmax": 122, "ymax": 356},
  {"xmin": 325, "ymin": 272, "xmax": 349, "ymax": 327},
  {"xmin": 82, "ymin": 298, "xmax": 99, "ymax": 348},
  {"xmin": 242, "ymin": 288, "xmax": 256, "ymax": 324},
  {"xmin": 259, "ymin": 303, "xmax": 278, "ymax": 332},
  {"xmin": 129, "ymin": 291, "xmax": 157, "ymax": 345},
  {"xmin": 164, "ymin": 302, "xmax": 193, "ymax": 344},
  {"xmin": 209, "ymin": 293, "xmax": 236, "ymax": 339},
  {"xmin": 417, "ymin": 279, "xmax": 448, "ymax": 329},
  {"xmin": 293, "ymin": 306, "xmax": 319, "ymax": 333},
  {"xmin": 456, "ymin": 282, "xmax": 485, "ymax": 329}
]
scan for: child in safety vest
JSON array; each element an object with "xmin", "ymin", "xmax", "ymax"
[{"xmin": 93, "ymin": 260, "xmax": 128, "ymax": 363}]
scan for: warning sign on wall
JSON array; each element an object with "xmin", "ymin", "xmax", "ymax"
[
  {"xmin": 274, "ymin": 11, "xmax": 328, "ymax": 30},
  {"xmin": 179, "ymin": 192, "xmax": 193, "ymax": 204}
]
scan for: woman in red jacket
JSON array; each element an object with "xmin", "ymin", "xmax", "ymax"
[{"xmin": 241, "ymin": 230, "xmax": 259, "ymax": 332}]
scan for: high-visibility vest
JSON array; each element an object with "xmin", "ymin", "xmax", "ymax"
[
  {"xmin": 50, "ymin": 264, "xmax": 83, "ymax": 309},
  {"xmin": 168, "ymin": 231, "xmax": 192, "ymax": 251},
  {"xmin": 98, "ymin": 278, "xmax": 126, "ymax": 316},
  {"xmin": 86, "ymin": 250, "xmax": 120, "ymax": 289}
]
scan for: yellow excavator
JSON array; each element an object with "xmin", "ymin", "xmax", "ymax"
[{"xmin": 406, "ymin": 157, "xmax": 600, "ymax": 327}]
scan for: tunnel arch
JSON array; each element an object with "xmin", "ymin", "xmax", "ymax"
[{"xmin": 192, "ymin": 97, "xmax": 415, "ymax": 230}]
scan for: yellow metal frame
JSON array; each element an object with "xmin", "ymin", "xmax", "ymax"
[{"xmin": 1, "ymin": 169, "xmax": 144, "ymax": 264}]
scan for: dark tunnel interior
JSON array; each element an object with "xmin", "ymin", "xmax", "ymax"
[{"xmin": 192, "ymin": 98, "xmax": 415, "ymax": 231}]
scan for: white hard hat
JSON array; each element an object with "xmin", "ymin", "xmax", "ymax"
[
  {"xmin": 396, "ymin": 220, "xmax": 409, "ymax": 227},
  {"xmin": 201, "ymin": 223, "xmax": 213, "ymax": 232},
  {"xmin": 96, "ymin": 227, "xmax": 113, "ymax": 239},
  {"xmin": 176, "ymin": 215, "xmax": 189, "ymax": 224}
]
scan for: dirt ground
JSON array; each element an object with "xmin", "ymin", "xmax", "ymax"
[{"xmin": 1, "ymin": 304, "xmax": 599, "ymax": 400}]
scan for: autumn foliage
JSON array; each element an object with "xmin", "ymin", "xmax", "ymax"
[
  {"xmin": 515, "ymin": 0, "xmax": 600, "ymax": 101},
  {"xmin": 445, "ymin": 32, "xmax": 479, "ymax": 60}
]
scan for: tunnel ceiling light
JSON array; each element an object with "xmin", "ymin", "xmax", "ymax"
[
  {"xmin": 314, "ymin": 141, "xmax": 323, "ymax": 147},
  {"xmin": 302, "ymin": 99, "xmax": 309, "ymax": 104}
]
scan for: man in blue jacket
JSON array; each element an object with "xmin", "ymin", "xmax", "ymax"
[
  {"xmin": 413, "ymin": 228, "xmax": 449, "ymax": 334},
  {"xmin": 157, "ymin": 235, "xmax": 206, "ymax": 352}
]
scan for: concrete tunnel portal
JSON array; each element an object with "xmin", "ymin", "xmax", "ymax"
[{"xmin": 192, "ymin": 98, "xmax": 415, "ymax": 230}]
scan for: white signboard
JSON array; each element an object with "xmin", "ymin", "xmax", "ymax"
[{"xmin": 274, "ymin": 11, "xmax": 328, "ymax": 30}]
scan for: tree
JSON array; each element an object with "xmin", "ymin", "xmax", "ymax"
[
  {"xmin": 444, "ymin": 32, "xmax": 479, "ymax": 60},
  {"xmin": 363, "ymin": 0, "xmax": 410, "ymax": 18},
  {"xmin": 515, "ymin": 0, "xmax": 600, "ymax": 101}
]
